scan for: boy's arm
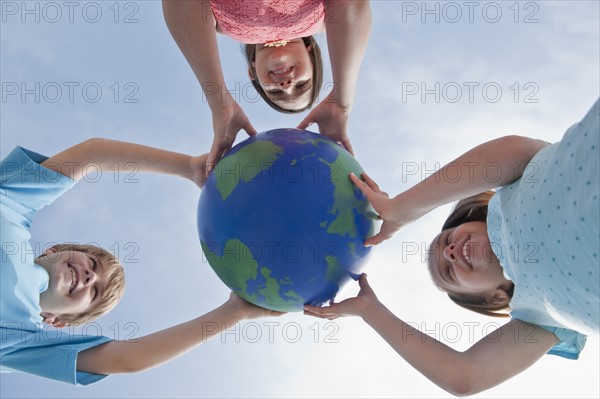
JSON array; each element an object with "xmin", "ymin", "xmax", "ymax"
[
  {"xmin": 353, "ymin": 135, "xmax": 549, "ymax": 245},
  {"xmin": 77, "ymin": 294, "xmax": 282, "ymax": 374},
  {"xmin": 305, "ymin": 275, "xmax": 558, "ymax": 396},
  {"xmin": 40, "ymin": 138, "xmax": 208, "ymax": 188}
]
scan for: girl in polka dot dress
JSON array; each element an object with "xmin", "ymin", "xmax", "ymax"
[{"xmin": 305, "ymin": 99, "xmax": 599, "ymax": 395}]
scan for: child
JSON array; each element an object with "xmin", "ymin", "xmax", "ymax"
[
  {"xmin": 162, "ymin": 0, "xmax": 371, "ymax": 170},
  {"xmin": 304, "ymin": 99, "xmax": 599, "ymax": 395},
  {"xmin": 0, "ymin": 138, "xmax": 281, "ymax": 385}
]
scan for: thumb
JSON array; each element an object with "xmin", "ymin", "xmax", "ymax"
[
  {"xmin": 364, "ymin": 230, "xmax": 390, "ymax": 247},
  {"xmin": 206, "ymin": 144, "xmax": 222, "ymax": 176},
  {"xmin": 350, "ymin": 173, "xmax": 374, "ymax": 200},
  {"xmin": 358, "ymin": 274, "xmax": 370, "ymax": 288},
  {"xmin": 244, "ymin": 120, "xmax": 258, "ymax": 136},
  {"xmin": 340, "ymin": 138, "xmax": 354, "ymax": 155},
  {"xmin": 297, "ymin": 113, "xmax": 315, "ymax": 130},
  {"xmin": 358, "ymin": 274, "xmax": 376, "ymax": 296}
]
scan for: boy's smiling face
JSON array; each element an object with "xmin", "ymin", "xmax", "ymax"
[{"xmin": 36, "ymin": 249, "xmax": 107, "ymax": 326}]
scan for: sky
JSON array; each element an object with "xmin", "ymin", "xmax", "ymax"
[{"xmin": 1, "ymin": 0, "xmax": 599, "ymax": 398}]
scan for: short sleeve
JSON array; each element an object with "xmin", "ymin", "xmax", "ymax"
[
  {"xmin": 210, "ymin": 0, "xmax": 325, "ymax": 43},
  {"xmin": 539, "ymin": 325, "xmax": 587, "ymax": 360},
  {"xmin": 1, "ymin": 147, "xmax": 112, "ymax": 385},
  {"xmin": 0, "ymin": 146, "xmax": 77, "ymax": 220},
  {"xmin": 1, "ymin": 327, "xmax": 112, "ymax": 385}
]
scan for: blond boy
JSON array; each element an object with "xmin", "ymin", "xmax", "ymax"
[{"xmin": 1, "ymin": 138, "xmax": 279, "ymax": 385}]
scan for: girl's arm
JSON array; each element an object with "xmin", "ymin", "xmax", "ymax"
[
  {"xmin": 161, "ymin": 0, "xmax": 228, "ymax": 113},
  {"xmin": 40, "ymin": 138, "xmax": 208, "ymax": 188},
  {"xmin": 305, "ymin": 275, "xmax": 559, "ymax": 396},
  {"xmin": 354, "ymin": 135, "xmax": 549, "ymax": 245},
  {"xmin": 298, "ymin": 0, "xmax": 372, "ymax": 154},
  {"xmin": 77, "ymin": 294, "xmax": 282, "ymax": 374},
  {"xmin": 161, "ymin": 0, "xmax": 256, "ymax": 171},
  {"xmin": 323, "ymin": 0, "xmax": 372, "ymax": 110}
]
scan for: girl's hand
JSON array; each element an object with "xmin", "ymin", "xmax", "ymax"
[
  {"xmin": 190, "ymin": 153, "xmax": 209, "ymax": 188},
  {"xmin": 207, "ymin": 99, "xmax": 257, "ymax": 176},
  {"xmin": 297, "ymin": 92, "xmax": 353, "ymax": 155},
  {"xmin": 303, "ymin": 274, "xmax": 379, "ymax": 319},
  {"xmin": 350, "ymin": 172, "xmax": 407, "ymax": 246},
  {"xmin": 225, "ymin": 292, "xmax": 286, "ymax": 320}
]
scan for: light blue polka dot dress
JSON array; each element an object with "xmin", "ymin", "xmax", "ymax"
[{"xmin": 487, "ymin": 99, "xmax": 599, "ymax": 359}]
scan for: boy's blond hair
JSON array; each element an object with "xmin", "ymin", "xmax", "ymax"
[{"xmin": 36, "ymin": 243, "xmax": 125, "ymax": 326}]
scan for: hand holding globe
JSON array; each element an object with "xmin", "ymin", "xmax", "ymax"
[{"xmin": 197, "ymin": 128, "xmax": 376, "ymax": 312}]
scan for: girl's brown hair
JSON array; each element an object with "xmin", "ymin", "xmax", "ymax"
[
  {"xmin": 244, "ymin": 36, "xmax": 323, "ymax": 113},
  {"xmin": 432, "ymin": 191, "xmax": 513, "ymax": 318}
]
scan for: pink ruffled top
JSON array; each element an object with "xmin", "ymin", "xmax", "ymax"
[{"xmin": 211, "ymin": 0, "xmax": 325, "ymax": 44}]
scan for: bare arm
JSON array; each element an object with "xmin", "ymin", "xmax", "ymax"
[
  {"xmin": 162, "ymin": 0, "xmax": 228, "ymax": 111},
  {"xmin": 390, "ymin": 135, "xmax": 549, "ymax": 222},
  {"xmin": 363, "ymin": 305, "xmax": 557, "ymax": 395},
  {"xmin": 353, "ymin": 135, "xmax": 549, "ymax": 245},
  {"xmin": 297, "ymin": 0, "xmax": 372, "ymax": 153},
  {"xmin": 40, "ymin": 138, "xmax": 208, "ymax": 188},
  {"xmin": 305, "ymin": 275, "xmax": 559, "ymax": 396},
  {"xmin": 77, "ymin": 294, "xmax": 282, "ymax": 374},
  {"xmin": 324, "ymin": 0, "xmax": 372, "ymax": 108},
  {"xmin": 162, "ymin": 0, "xmax": 256, "ymax": 169}
]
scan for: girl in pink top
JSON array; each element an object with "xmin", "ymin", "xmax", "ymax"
[
  {"xmin": 211, "ymin": 0, "xmax": 325, "ymax": 45},
  {"xmin": 163, "ymin": 0, "xmax": 371, "ymax": 172}
]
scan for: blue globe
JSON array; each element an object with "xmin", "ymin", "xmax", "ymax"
[{"xmin": 197, "ymin": 128, "xmax": 375, "ymax": 311}]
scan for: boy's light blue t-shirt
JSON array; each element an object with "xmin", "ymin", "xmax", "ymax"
[
  {"xmin": 487, "ymin": 99, "xmax": 600, "ymax": 359},
  {"xmin": 1, "ymin": 147, "xmax": 112, "ymax": 385}
]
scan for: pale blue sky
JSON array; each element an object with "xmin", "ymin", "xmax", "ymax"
[{"xmin": 1, "ymin": 1, "xmax": 599, "ymax": 398}]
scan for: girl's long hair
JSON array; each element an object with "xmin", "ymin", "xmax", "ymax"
[{"xmin": 435, "ymin": 191, "xmax": 513, "ymax": 318}]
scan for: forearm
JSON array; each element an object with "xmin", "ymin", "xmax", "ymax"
[
  {"xmin": 162, "ymin": 0, "xmax": 231, "ymax": 110},
  {"xmin": 394, "ymin": 135, "xmax": 549, "ymax": 221},
  {"xmin": 361, "ymin": 303, "xmax": 556, "ymax": 396},
  {"xmin": 324, "ymin": 0, "xmax": 371, "ymax": 107},
  {"xmin": 361, "ymin": 302, "xmax": 472, "ymax": 395},
  {"xmin": 41, "ymin": 138, "xmax": 194, "ymax": 181},
  {"xmin": 77, "ymin": 302, "xmax": 245, "ymax": 374}
]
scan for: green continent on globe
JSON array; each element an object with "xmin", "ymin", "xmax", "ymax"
[
  {"xmin": 214, "ymin": 141, "xmax": 284, "ymax": 200},
  {"xmin": 201, "ymin": 239, "xmax": 306, "ymax": 311},
  {"xmin": 293, "ymin": 138, "xmax": 373, "ymax": 240},
  {"xmin": 201, "ymin": 239, "xmax": 258, "ymax": 294},
  {"xmin": 324, "ymin": 142, "xmax": 373, "ymax": 239},
  {"xmin": 257, "ymin": 267, "xmax": 283, "ymax": 305}
]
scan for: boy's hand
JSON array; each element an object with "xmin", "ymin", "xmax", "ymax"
[
  {"xmin": 225, "ymin": 293, "xmax": 285, "ymax": 320},
  {"xmin": 303, "ymin": 274, "xmax": 379, "ymax": 319},
  {"xmin": 208, "ymin": 99, "xmax": 257, "ymax": 177},
  {"xmin": 350, "ymin": 172, "xmax": 409, "ymax": 246},
  {"xmin": 297, "ymin": 92, "xmax": 353, "ymax": 155}
]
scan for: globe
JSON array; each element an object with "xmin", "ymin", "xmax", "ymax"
[{"xmin": 197, "ymin": 128, "xmax": 375, "ymax": 312}]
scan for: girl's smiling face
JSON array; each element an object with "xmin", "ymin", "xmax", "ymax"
[
  {"xmin": 428, "ymin": 222, "xmax": 509, "ymax": 296},
  {"xmin": 252, "ymin": 39, "xmax": 314, "ymax": 110}
]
